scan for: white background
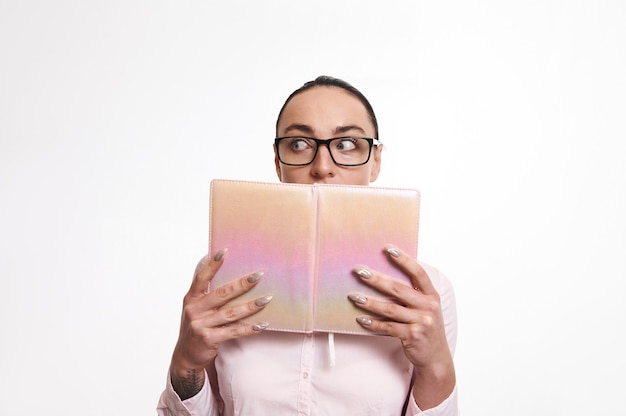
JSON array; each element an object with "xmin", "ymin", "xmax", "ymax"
[{"xmin": 1, "ymin": 1, "xmax": 625, "ymax": 415}]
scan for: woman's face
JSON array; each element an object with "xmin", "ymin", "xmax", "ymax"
[{"xmin": 275, "ymin": 86, "xmax": 382, "ymax": 185}]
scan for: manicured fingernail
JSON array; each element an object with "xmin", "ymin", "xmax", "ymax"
[
  {"xmin": 213, "ymin": 248, "xmax": 228, "ymax": 261},
  {"xmin": 356, "ymin": 316, "xmax": 373, "ymax": 326},
  {"xmin": 354, "ymin": 267, "xmax": 372, "ymax": 279},
  {"xmin": 247, "ymin": 271, "xmax": 264, "ymax": 283},
  {"xmin": 255, "ymin": 295, "xmax": 273, "ymax": 307},
  {"xmin": 252, "ymin": 322, "xmax": 269, "ymax": 331},
  {"xmin": 385, "ymin": 246, "xmax": 401, "ymax": 258},
  {"xmin": 348, "ymin": 293, "xmax": 367, "ymax": 304}
]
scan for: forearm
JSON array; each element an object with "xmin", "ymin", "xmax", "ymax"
[
  {"xmin": 411, "ymin": 358, "xmax": 456, "ymax": 411},
  {"xmin": 169, "ymin": 360, "xmax": 207, "ymax": 400},
  {"xmin": 158, "ymin": 366, "xmax": 219, "ymax": 416},
  {"xmin": 168, "ymin": 325, "xmax": 220, "ymax": 401}
]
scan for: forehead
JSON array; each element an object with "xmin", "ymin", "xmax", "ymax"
[{"xmin": 277, "ymin": 86, "xmax": 374, "ymax": 135}]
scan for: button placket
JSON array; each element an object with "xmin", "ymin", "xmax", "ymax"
[{"xmin": 296, "ymin": 334, "xmax": 314, "ymax": 415}]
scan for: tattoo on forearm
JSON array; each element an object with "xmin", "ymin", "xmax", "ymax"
[{"xmin": 175, "ymin": 369, "xmax": 203, "ymax": 401}]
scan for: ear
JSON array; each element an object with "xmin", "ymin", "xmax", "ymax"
[
  {"xmin": 274, "ymin": 145, "xmax": 283, "ymax": 182},
  {"xmin": 368, "ymin": 144, "xmax": 383, "ymax": 183}
]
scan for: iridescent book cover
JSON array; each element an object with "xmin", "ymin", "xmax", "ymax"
[{"xmin": 209, "ymin": 179, "xmax": 420, "ymax": 336}]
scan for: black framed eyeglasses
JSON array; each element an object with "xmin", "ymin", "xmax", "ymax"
[{"xmin": 274, "ymin": 136, "xmax": 381, "ymax": 167}]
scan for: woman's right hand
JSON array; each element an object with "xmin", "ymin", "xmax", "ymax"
[{"xmin": 169, "ymin": 248, "xmax": 272, "ymax": 399}]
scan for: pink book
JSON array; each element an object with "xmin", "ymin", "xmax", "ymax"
[{"xmin": 209, "ymin": 179, "xmax": 420, "ymax": 336}]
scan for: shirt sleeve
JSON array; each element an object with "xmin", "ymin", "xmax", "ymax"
[
  {"xmin": 156, "ymin": 369, "xmax": 220, "ymax": 416},
  {"xmin": 406, "ymin": 385, "xmax": 459, "ymax": 416}
]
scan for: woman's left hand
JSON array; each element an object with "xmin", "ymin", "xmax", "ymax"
[{"xmin": 348, "ymin": 245, "xmax": 455, "ymax": 409}]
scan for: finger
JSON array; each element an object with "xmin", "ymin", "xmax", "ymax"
[
  {"xmin": 195, "ymin": 294, "xmax": 273, "ymax": 329},
  {"xmin": 201, "ymin": 270, "xmax": 264, "ymax": 310},
  {"xmin": 355, "ymin": 315, "xmax": 433, "ymax": 339},
  {"xmin": 188, "ymin": 248, "xmax": 228, "ymax": 296},
  {"xmin": 353, "ymin": 266, "xmax": 425, "ymax": 307},
  {"xmin": 348, "ymin": 293, "xmax": 414, "ymax": 323},
  {"xmin": 206, "ymin": 321, "xmax": 271, "ymax": 345},
  {"xmin": 384, "ymin": 245, "xmax": 437, "ymax": 295}
]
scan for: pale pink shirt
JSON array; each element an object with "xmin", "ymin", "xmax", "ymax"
[{"xmin": 158, "ymin": 262, "xmax": 458, "ymax": 416}]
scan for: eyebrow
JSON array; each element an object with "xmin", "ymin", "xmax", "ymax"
[
  {"xmin": 283, "ymin": 124, "xmax": 314, "ymax": 135},
  {"xmin": 333, "ymin": 125, "xmax": 367, "ymax": 135},
  {"xmin": 282, "ymin": 123, "xmax": 368, "ymax": 136}
]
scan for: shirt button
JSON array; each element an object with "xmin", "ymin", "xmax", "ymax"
[{"xmin": 302, "ymin": 372, "xmax": 309, "ymax": 379}]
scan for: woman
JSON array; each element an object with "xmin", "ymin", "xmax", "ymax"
[{"xmin": 158, "ymin": 76, "xmax": 458, "ymax": 415}]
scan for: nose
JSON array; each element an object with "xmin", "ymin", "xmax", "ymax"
[{"xmin": 310, "ymin": 144, "xmax": 335, "ymax": 179}]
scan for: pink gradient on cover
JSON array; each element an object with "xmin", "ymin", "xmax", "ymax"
[
  {"xmin": 209, "ymin": 181, "xmax": 317, "ymax": 332},
  {"xmin": 314, "ymin": 186, "xmax": 419, "ymax": 333},
  {"xmin": 208, "ymin": 180, "xmax": 420, "ymax": 336}
]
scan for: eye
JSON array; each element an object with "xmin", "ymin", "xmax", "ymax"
[
  {"xmin": 288, "ymin": 138, "xmax": 313, "ymax": 152},
  {"xmin": 334, "ymin": 138, "xmax": 358, "ymax": 152}
]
